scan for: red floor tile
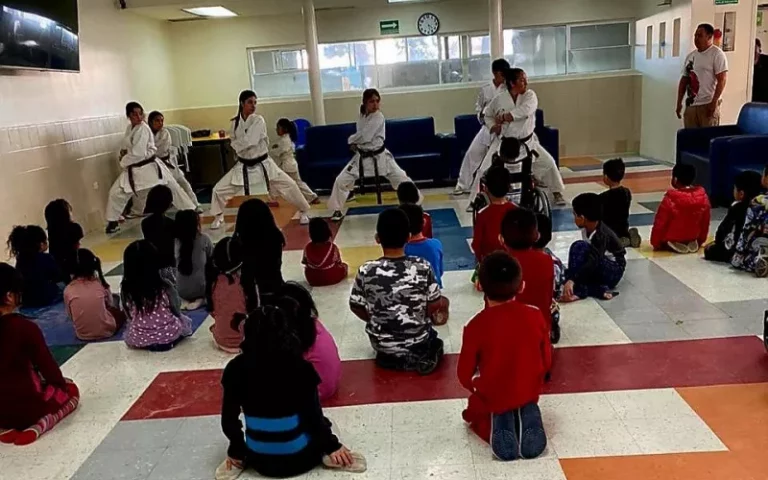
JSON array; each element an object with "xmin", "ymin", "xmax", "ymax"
[
  {"xmin": 283, "ymin": 217, "xmax": 341, "ymax": 251},
  {"xmin": 121, "ymin": 336, "xmax": 768, "ymax": 421},
  {"xmin": 564, "ymin": 169, "xmax": 670, "ymax": 185}
]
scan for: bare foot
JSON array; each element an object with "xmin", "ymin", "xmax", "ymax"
[
  {"xmin": 603, "ymin": 292, "xmax": 614, "ymax": 300},
  {"xmin": 559, "ymin": 294, "xmax": 580, "ymax": 303}
]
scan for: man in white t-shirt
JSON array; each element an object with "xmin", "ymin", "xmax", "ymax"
[{"xmin": 676, "ymin": 23, "xmax": 729, "ymax": 128}]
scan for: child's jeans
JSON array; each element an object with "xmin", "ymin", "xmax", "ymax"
[
  {"xmin": 491, "ymin": 403, "xmax": 547, "ymax": 461},
  {"xmin": 567, "ymin": 241, "xmax": 624, "ymax": 298},
  {"xmin": 374, "ymin": 329, "xmax": 444, "ymax": 375}
]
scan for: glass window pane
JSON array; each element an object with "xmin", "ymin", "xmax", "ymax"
[
  {"xmin": 471, "ymin": 35, "xmax": 490, "ymax": 56},
  {"xmin": 567, "ymin": 45, "xmax": 632, "ymax": 73},
  {"xmin": 352, "ymin": 41, "xmax": 376, "ymax": 66},
  {"xmin": 251, "ymin": 71, "xmax": 309, "ymax": 98},
  {"xmin": 321, "ymin": 67, "xmax": 366, "ymax": 93},
  {"xmin": 570, "ymin": 23, "xmax": 629, "ymax": 50},
  {"xmin": 503, "ymin": 26, "xmax": 567, "ymax": 77},
  {"xmin": 280, "ymin": 50, "xmax": 303, "ymax": 70},
  {"xmin": 440, "ymin": 58, "xmax": 464, "ymax": 83},
  {"xmin": 469, "ymin": 56, "xmax": 491, "ymax": 82},
  {"xmin": 250, "ymin": 50, "xmax": 275, "ymax": 74},
  {"xmin": 375, "ymin": 38, "xmax": 407, "ymax": 64},
  {"xmin": 443, "ymin": 35, "xmax": 460, "ymax": 59},
  {"xmin": 407, "ymin": 36, "xmax": 439, "ymax": 61},
  {"xmin": 301, "ymin": 50, "xmax": 309, "ymax": 70},
  {"xmin": 319, "ymin": 43, "xmax": 351, "ymax": 69},
  {"xmin": 377, "ymin": 62, "xmax": 440, "ymax": 88}
]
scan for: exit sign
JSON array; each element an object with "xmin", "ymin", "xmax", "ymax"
[
  {"xmin": 714, "ymin": 0, "xmax": 738, "ymax": 4},
  {"xmin": 380, "ymin": 20, "xmax": 400, "ymax": 35}
]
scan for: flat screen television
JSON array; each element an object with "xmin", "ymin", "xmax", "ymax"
[{"xmin": 0, "ymin": 1, "xmax": 79, "ymax": 72}]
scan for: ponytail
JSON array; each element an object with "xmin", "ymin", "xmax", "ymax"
[
  {"xmin": 277, "ymin": 118, "xmax": 298, "ymax": 143},
  {"xmin": 233, "ymin": 90, "xmax": 257, "ymax": 131}
]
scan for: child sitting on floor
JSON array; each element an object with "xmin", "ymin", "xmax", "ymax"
[
  {"xmin": 216, "ymin": 289, "xmax": 365, "ymax": 480},
  {"xmin": 650, "ymin": 163, "xmax": 711, "ymax": 254},
  {"xmin": 280, "ymin": 282, "xmax": 341, "ymax": 401},
  {"xmin": 0, "ymin": 263, "xmax": 80, "ymax": 446},
  {"xmin": 64, "ymin": 249, "xmax": 126, "ymax": 341},
  {"xmin": 732, "ymin": 164, "xmax": 768, "ymax": 273},
  {"xmin": 350, "ymin": 208, "xmax": 445, "ymax": 375},
  {"xmin": 397, "ymin": 181, "xmax": 432, "ymax": 238},
  {"xmin": 175, "ymin": 209, "xmax": 214, "ymax": 310},
  {"xmin": 121, "ymin": 240, "xmax": 192, "ymax": 351},
  {"xmin": 142, "ymin": 185, "xmax": 177, "ymax": 276},
  {"xmin": 499, "ymin": 209, "xmax": 554, "ymax": 337},
  {"xmin": 472, "ymin": 166, "xmax": 515, "ymax": 264},
  {"xmin": 7, "ymin": 225, "xmax": 63, "ymax": 307},
  {"xmin": 302, "ymin": 218, "xmax": 348, "ymax": 287},
  {"xmin": 206, "ymin": 237, "xmax": 247, "ymax": 354},
  {"xmin": 234, "ymin": 199, "xmax": 286, "ymax": 301},
  {"xmin": 600, "ymin": 159, "xmax": 641, "ymax": 248},
  {"xmin": 534, "ymin": 213, "xmax": 564, "ymax": 344},
  {"xmin": 45, "ymin": 198, "xmax": 84, "ymax": 283},
  {"xmin": 401, "ymin": 203, "xmax": 450, "ymax": 325},
  {"xmin": 458, "ymin": 252, "xmax": 551, "ymax": 461},
  {"xmin": 562, "ymin": 193, "xmax": 626, "ymax": 302},
  {"xmin": 705, "ymin": 170, "xmax": 762, "ymax": 263}
]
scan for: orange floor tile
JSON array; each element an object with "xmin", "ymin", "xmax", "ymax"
[
  {"xmin": 560, "ymin": 156, "xmax": 603, "ymax": 167},
  {"xmin": 622, "ymin": 175, "xmax": 673, "ymax": 194}
]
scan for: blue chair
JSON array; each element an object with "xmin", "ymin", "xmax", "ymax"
[
  {"xmin": 677, "ymin": 102, "xmax": 768, "ymax": 206},
  {"xmin": 293, "ymin": 118, "xmax": 312, "ymax": 149}
]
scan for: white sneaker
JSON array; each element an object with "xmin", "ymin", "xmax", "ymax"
[
  {"xmin": 299, "ymin": 214, "xmax": 310, "ymax": 225},
  {"xmin": 210, "ymin": 216, "xmax": 225, "ymax": 230},
  {"xmin": 182, "ymin": 298, "xmax": 205, "ymax": 311},
  {"xmin": 553, "ymin": 192, "xmax": 567, "ymax": 206},
  {"xmin": 215, "ymin": 459, "xmax": 243, "ymax": 480},
  {"xmin": 452, "ymin": 187, "xmax": 466, "ymax": 196}
]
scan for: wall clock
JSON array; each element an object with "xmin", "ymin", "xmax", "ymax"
[{"xmin": 417, "ymin": 13, "xmax": 440, "ymax": 36}]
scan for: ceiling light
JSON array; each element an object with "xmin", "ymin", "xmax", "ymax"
[
  {"xmin": 182, "ymin": 6, "xmax": 237, "ymax": 17},
  {"xmin": 388, "ymin": 0, "xmax": 422, "ymax": 3}
]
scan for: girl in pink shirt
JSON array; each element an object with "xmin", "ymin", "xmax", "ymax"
[
  {"xmin": 206, "ymin": 236, "xmax": 246, "ymax": 353},
  {"xmin": 64, "ymin": 249, "xmax": 126, "ymax": 341},
  {"xmin": 280, "ymin": 282, "xmax": 341, "ymax": 401}
]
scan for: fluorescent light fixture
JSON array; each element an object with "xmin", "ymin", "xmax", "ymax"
[
  {"xmin": 388, "ymin": 0, "xmax": 422, "ymax": 3},
  {"xmin": 182, "ymin": 6, "xmax": 237, "ymax": 17}
]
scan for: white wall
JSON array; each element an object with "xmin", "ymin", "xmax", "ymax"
[
  {"xmin": 635, "ymin": 0, "xmax": 692, "ymax": 163},
  {"xmin": 758, "ymin": 6, "xmax": 768, "ymax": 50},
  {"xmin": 0, "ymin": 0, "xmax": 176, "ymax": 238}
]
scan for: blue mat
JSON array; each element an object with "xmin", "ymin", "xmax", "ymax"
[{"xmin": 20, "ymin": 303, "xmax": 210, "ymax": 347}]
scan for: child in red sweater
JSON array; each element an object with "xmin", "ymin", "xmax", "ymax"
[
  {"xmin": 397, "ymin": 181, "xmax": 432, "ymax": 238},
  {"xmin": 650, "ymin": 163, "xmax": 711, "ymax": 253},
  {"xmin": 458, "ymin": 252, "xmax": 551, "ymax": 461},
  {"xmin": 303, "ymin": 218, "xmax": 348, "ymax": 287},
  {"xmin": 500, "ymin": 208, "xmax": 555, "ymax": 339},
  {"xmin": 472, "ymin": 166, "xmax": 515, "ymax": 263},
  {"xmin": 0, "ymin": 263, "xmax": 80, "ymax": 446}
]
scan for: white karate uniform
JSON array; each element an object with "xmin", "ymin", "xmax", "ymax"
[
  {"xmin": 468, "ymin": 88, "xmax": 565, "ymax": 202},
  {"xmin": 270, "ymin": 134, "xmax": 317, "ymax": 202},
  {"xmin": 327, "ymin": 111, "xmax": 414, "ymax": 212},
  {"xmin": 105, "ymin": 123, "xmax": 196, "ymax": 222},
  {"xmin": 155, "ymin": 128, "xmax": 199, "ymax": 208},
  {"xmin": 455, "ymin": 82, "xmax": 506, "ymax": 191},
  {"xmin": 209, "ymin": 114, "xmax": 310, "ymax": 217}
]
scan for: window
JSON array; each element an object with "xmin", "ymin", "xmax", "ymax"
[
  {"xmin": 247, "ymin": 21, "xmax": 633, "ymax": 98},
  {"xmin": 646, "ymin": 25, "xmax": 653, "ymax": 59},
  {"xmin": 672, "ymin": 18, "xmax": 682, "ymax": 57},
  {"xmin": 659, "ymin": 22, "xmax": 666, "ymax": 59}
]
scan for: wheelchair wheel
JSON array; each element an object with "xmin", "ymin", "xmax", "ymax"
[
  {"xmin": 470, "ymin": 192, "xmax": 490, "ymax": 227},
  {"xmin": 531, "ymin": 187, "xmax": 551, "ymax": 220},
  {"xmin": 755, "ymin": 256, "xmax": 768, "ymax": 278}
]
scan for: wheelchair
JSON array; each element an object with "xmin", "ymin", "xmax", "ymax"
[{"xmin": 470, "ymin": 138, "xmax": 552, "ymax": 225}]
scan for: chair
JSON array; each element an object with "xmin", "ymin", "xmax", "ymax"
[
  {"xmin": 677, "ymin": 102, "xmax": 768, "ymax": 206},
  {"xmin": 293, "ymin": 118, "xmax": 312, "ymax": 149}
]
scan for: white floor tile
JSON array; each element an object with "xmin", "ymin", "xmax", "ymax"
[
  {"xmin": 474, "ymin": 458, "xmax": 567, "ymax": 480},
  {"xmin": 391, "ymin": 428, "xmax": 473, "ymax": 467},
  {"xmin": 392, "ymin": 399, "xmax": 466, "ymax": 433},
  {"xmin": 547, "ymin": 419, "xmax": 642, "ymax": 458}
]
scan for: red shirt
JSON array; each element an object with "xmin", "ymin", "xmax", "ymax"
[
  {"xmin": 303, "ymin": 242, "xmax": 348, "ymax": 287},
  {"xmin": 650, "ymin": 186, "xmax": 711, "ymax": 249},
  {"xmin": 472, "ymin": 202, "xmax": 516, "ymax": 262},
  {"xmin": 423, "ymin": 212, "xmax": 433, "ymax": 238},
  {"xmin": 505, "ymin": 247, "xmax": 554, "ymax": 326},
  {"xmin": 0, "ymin": 313, "xmax": 67, "ymax": 429},
  {"xmin": 458, "ymin": 300, "xmax": 552, "ymax": 442}
]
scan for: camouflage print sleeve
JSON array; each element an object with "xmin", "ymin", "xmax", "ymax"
[
  {"xmin": 425, "ymin": 264, "xmax": 441, "ymax": 303},
  {"xmin": 349, "ymin": 264, "xmax": 368, "ymax": 308}
]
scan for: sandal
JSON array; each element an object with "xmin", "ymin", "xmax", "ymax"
[{"xmin": 322, "ymin": 452, "xmax": 368, "ymax": 473}]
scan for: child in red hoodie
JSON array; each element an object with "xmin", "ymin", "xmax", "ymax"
[
  {"xmin": 472, "ymin": 166, "xmax": 516, "ymax": 263},
  {"xmin": 499, "ymin": 208, "xmax": 554, "ymax": 338},
  {"xmin": 650, "ymin": 163, "xmax": 711, "ymax": 253},
  {"xmin": 458, "ymin": 251, "xmax": 551, "ymax": 461},
  {"xmin": 303, "ymin": 218, "xmax": 348, "ymax": 287}
]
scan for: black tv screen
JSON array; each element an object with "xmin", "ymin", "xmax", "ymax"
[{"xmin": 0, "ymin": 1, "xmax": 80, "ymax": 72}]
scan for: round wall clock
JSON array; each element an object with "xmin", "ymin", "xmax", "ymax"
[{"xmin": 417, "ymin": 13, "xmax": 440, "ymax": 36}]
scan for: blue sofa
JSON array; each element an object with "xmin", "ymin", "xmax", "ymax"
[
  {"xmin": 296, "ymin": 117, "xmax": 445, "ymax": 191},
  {"xmin": 451, "ymin": 109, "xmax": 560, "ymax": 178},
  {"xmin": 677, "ymin": 102, "xmax": 768, "ymax": 206}
]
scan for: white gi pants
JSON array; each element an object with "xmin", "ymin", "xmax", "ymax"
[
  {"xmin": 468, "ymin": 137, "xmax": 565, "ymax": 203},
  {"xmin": 456, "ymin": 128, "xmax": 493, "ymax": 191},
  {"xmin": 274, "ymin": 156, "xmax": 317, "ymax": 203},
  {"xmin": 129, "ymin": 164, "xmax": 199, "ymax": 215},
  {"xmin": 210, "ymin": 158, "xmax": 311, "ymax": 217},
  {"xmin": 327, "ymin": 150, "xmax": 414, "ymax": 212},
  {"xmin": 105, "ymin": 165, "xmax": 198, "ymax": 222}
]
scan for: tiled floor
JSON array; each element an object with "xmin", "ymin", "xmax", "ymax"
[{"xmin": 5, "ymin": 156, "xmax": 768, "ymax": 480}]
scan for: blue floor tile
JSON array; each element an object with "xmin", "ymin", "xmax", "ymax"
[{"xmin": 567, "ymin": 160, "xmax": 661, "ymax": 172}]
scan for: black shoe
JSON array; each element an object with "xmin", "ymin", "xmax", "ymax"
[
  {"xmin": 550, "ymin": 322, "xmax": 561, "ymax": 345},
  {"xmin": 105, "ymin": 222, "xmax": 120, "ymax": 234}
]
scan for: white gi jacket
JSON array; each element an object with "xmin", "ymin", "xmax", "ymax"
[
  {"xmin": 476, "ymin": 82, "xmax": 506, "ymax": 146},
  {"xmin": 229, "ymin": 114, "xmax": 271, "ymax": 187},
  {"xmin": 154, "ymin": 128, "xmax": 179, "ymax": 169},
  {"xmin": 270, "ymin": 134, "xmax": 299, "ymax": 174},
  {"xmin": 483, "ymin": 89, "xmax": 538, "ymax": 142},
  {"xmin": 119, "ymin": 123, "xmax": 162, "ymax": 192},
  {"xmin": 348, "ymin": 111, "xmax": 385, "ymax": 151}
]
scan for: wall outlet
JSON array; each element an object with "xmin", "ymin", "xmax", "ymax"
[{"xmin": 93, "ymin": 181, "xmax": 99, "ymax": 190}]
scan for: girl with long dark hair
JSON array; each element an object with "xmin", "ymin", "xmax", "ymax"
[
  {"xmin": 174, "ymin": 209, "xmax": 213, "ymax": 310},
  {"xmin": 44, "ymin": 198, "xmax": 84, "ymax": 282},
  {"xmin": 148, "ymin": 110, "xmax": 201, "ymax": 211},
  {"xmin": 205, "ymin": 236, "xmax": 246, "ymax": 353}
]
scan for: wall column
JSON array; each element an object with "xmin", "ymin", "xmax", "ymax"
[
  {"xmin": 302, "ymin": 0, "xmax": 326, "ymax": 125},
  {"xmin": 489, "ymin": 0, "xmax": 503, "ymax": 59}
]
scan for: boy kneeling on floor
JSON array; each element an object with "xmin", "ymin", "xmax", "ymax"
[{"xmin": 458, "ymin": 251, "xmax": 551, "ymax": 460}]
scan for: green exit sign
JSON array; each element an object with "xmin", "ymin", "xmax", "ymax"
[
  {"xmin": 714, "ymin": 0, "xmax": 738, "ymax": 4},
  {"xmin": 380, "ymin": 20, "xmax": 400, "ymax": 35}
]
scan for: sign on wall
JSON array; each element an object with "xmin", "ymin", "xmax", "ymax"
[
  {"xmin": 380, "ymin": 20, "xmax": 400, "ymax": 35},
  {"xmin": 714, "ymin": 0, "xmax": 738, "ymax": 5}
]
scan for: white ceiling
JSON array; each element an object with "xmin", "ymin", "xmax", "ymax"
[{"xmin": 124, "ymin": 0, "xmax": 450, "ymax": 20}]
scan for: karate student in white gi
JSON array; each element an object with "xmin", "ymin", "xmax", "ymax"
[
  {"xmin": 453, "ymin": 58, "xmax": 510, "ymax": 196},
  {"xmin": 105, "ymin": 102, "xmax": 197, "ymax": 234},
  {"xmin": 209, "ymin": 90, "xmax": 312, "ymax": 230},
  {"xmin": 148, "ymin": 110, "xmax": 201, "ymax": 211},
  {"xmin": 468, "ymin": 68, "xmax": 566, "ymax": 207},
  {"xmin": 327, "ymin": 89, "xmax": 417, "ymax": 222},
  {"xmin": 270, "ymin": 118, "xmax": 318, "ymax": 204}
]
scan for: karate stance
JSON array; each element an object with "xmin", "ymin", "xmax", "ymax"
[
  {"xmin": 105, "ymin": 102, "xmax": 197, "ymax": 234},
  {"xmin": 328, "ymin": 89, "xmax": 417, "ymax": 222},
  {"xmin": 453, "ymin": 58, "xmax": 510, "ymax": 196},
  {"xmin": 469, "ymin": 68, "xmax": 566, "ymax": 207},
  {"xmin": 209, "ymin": 90, "xmax": 311, "ymax": 229},
  {"xmin": 271, "ymin": 118, "xmax": 318, "ymax": 204},
  {"xmin": 148, "ymin": 111, "xmax": 200, "ymax": 211}
]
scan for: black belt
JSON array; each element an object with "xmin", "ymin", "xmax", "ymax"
[
  {"xmin": 238, "ymin": 153, "xmax": 269, "ymax": 196},
  {"xmin": 355, "ymin": 146, "xmax": 386, "ymax": 201},
  {"xmin": 128, "ymin": 157, "xmax": 162, "ymax": 194},
  {"xmin": 158, "ymin": 154, "xmax": 175, "ymax": 170},
  {"xmin": 358, "ymin": 145, "xmax": 386, "ymax": 159}
]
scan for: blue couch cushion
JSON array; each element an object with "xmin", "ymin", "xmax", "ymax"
[
  {"xmin": 737, "ymin": 103, "xmax": 768, "ymax": 135},
  {"xmin": 303, "ymin": 123, "xmax": 356, "ymax": 162},
  {"xmin": 385, "ymin": 117, "xmax": 438, "ymax": 155}
]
